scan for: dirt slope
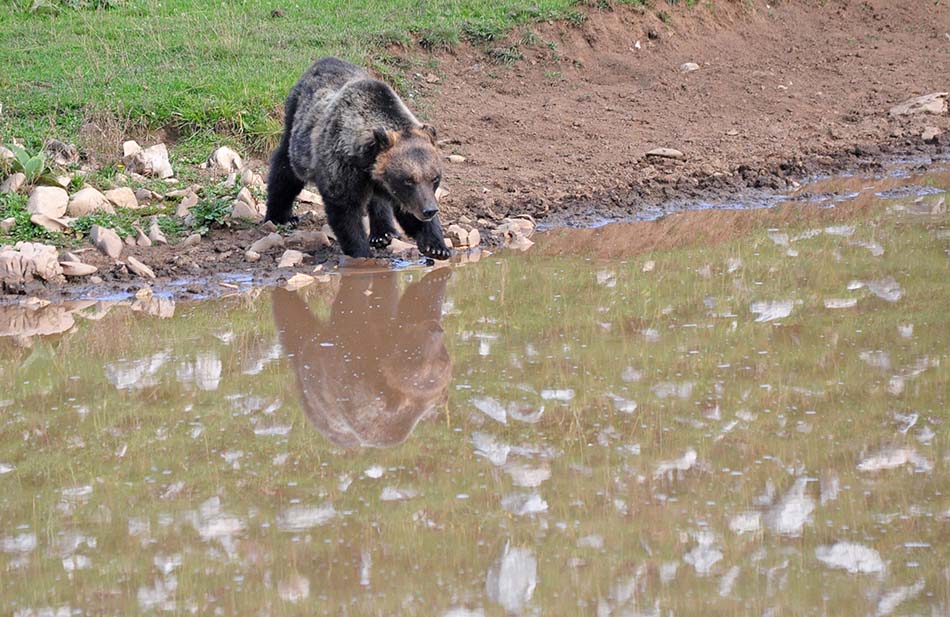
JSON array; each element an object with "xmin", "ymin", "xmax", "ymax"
[{"xmin": 427, "ymin": 0, "xmax": 950, "ymax": 223}]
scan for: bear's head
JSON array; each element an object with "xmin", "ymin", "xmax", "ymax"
[{"xmin": 370, "ymin": 125, "xmax": 443, "ymax": 222}]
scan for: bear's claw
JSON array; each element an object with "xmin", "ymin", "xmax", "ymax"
[
  {"xmin": 419, "ymin": 243, "xmax": 451, "ymax": 261},
  {"xmin": 370, "ymin": 232, "xmax": 393, "ymax": 249}
]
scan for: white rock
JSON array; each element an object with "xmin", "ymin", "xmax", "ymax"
[
  {"xmin": 485, "ymin": 544, "xmax": 536, "ymax": 614},
  {"xmin": 89, "ymin": 225, "xmax": 123, "ymax": 259},
  {"xmin": 888, "ymin": 92, "xmax": 948, "ymax": 117},
  {"xmin": 447, "ymin": 154, "xmax": 466, "ymax": 164},
  {"xmin": 126, "ymin": 256, "xmax": 155, "ymax": 279},
  {"xmin": 60, "ymin": 261, "xmax": 97, "ymax": 277},
  {"xmin": 1, "ymin": 172, "xmax": 26, "ymax": 194},
  {"xmin": 764, "ymin": 478, "xmax": 815, "ymax": 537},
  {"xmin": 68, "ymin": 187, "xmax": 114, "ymax": 216},
  {"xmin": 284, "ymin": 273, "xmax": 315, "ymax": 291},
  {"xmin": 122, "ymin": 140, "xmax": 142, "ymax": 157},
  {"xmin": 176, "ymin": 191, "xmax": 199, "ymax": 217},
  {"xmin": 104, "ymin": 187, "xmax": 139, "ymax": 209},
  {"xmin": 236, "ymin": 187, "xmax": 254, "ymax": 207},
  {"xmin": 467, "ymin": 228, "xmax": 481, "ymax": 247},
  {"xmin": 181, "ymin": 233, "xmax": 201, "ymax": 248},
  {"xmin": 249, "ymin": 232, "xmax": 284, "ymax": 254},
  {"xmin": 240, "ymin": 168, "xmax": 264, "ymax": 188},
  {"xmin": 148, "ymin": 218, "xmax": 168, "ymax": 245},
  {"xmin": 285, "ymin": 230, "xmax": 330, "ymax": 251},
  {"xmin": 231, "ymin": 201, "xmax": 261, "ymax": 221},
  {"xmin": 388, "ymin": 237, "xmax": 415, "ymax": 254},
  {"xmin": 207, "ymin": 146, "xmax": 244, "ymax": 173},
  {"xmin": 297, "ymin": 189, "xmax": 323, "ymax": 205},
  {"xmin": 134, "ymin": 225, "xmax": 152, "ymax": 247},
  {"xmin": 27, "ymin": 186, "xmax": 69, "ymax": 218},
  {"xmin": 277, "ymin": 249, "xmax": 304, "ymax": 268},
  {"xmin": 921, "ymin": 126, "xmax": 941, "ymax": 142},
  {"xmin": 680, "ymin": 62, "xmax": 700, "ymax": 73},
  {"xmin": 1, "ymin": 217, "xmax": 15, "ymax": 233},
  {"xmin": 815, "ymin": 542, "xmax": 884, "ymax": 574},
  {"xmin": 321, "ymin": 224, "xmax": 337, "ymax": 241},
  {"xmin": 646, "ymin": 147, "xmax": 685, "ymax": 160},
  {"xmin": 124, "ymin": 142, "xmax": 173, "ymax": 178},
  {"xmin": 245, "ymin": 250, "xmax": 261, "ymax": 262},
  {"xmin": 29, "ymin": 214, "xmax": 70, "ymax": 233}
]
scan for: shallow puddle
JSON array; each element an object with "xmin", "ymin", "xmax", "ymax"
[{"xmin": 1, "ymin": 163, "xmax": 948, "ymax": 615}]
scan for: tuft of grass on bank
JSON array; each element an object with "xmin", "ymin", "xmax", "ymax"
[{"xmin": 0, "ymin": 0, "xmax": 650, "ymax": 154}]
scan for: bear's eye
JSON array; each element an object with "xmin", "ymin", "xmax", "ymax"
[
  {"xmin": 433, "ymin": 176, "xmax": 442, "ymax": 188},
  {"xmin": 403, "ymin": 178, "xmax": 417, "ymax": 187}
]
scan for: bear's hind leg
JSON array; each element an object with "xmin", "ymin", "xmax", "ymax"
[
  {"xmin": 394, "ymin": 209, "xmax": 451, "ymax": 261},
  {"xmin": 368, "ymin": 192, "xmax": 400, "ymax": 249},
  {"xmin": 326, "ymin": 200, "xmax": 372, "ymax": 258},
  {"xmin": 264, "ymin": 137, "xmax": 305, "ymax": 225}
]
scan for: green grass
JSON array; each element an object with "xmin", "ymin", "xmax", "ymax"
[{"xmin": 0, "ymin": 0, "xmax": 652, "ymax": 155}]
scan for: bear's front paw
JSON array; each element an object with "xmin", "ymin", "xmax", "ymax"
[
  {"xmin": 419, "ymin": 242, "xmax": 452, "ymax": 261},
  {"xmin": 370, "ymin": 232, "xmax": 394, "ymax": 249},
  {"xmin": 264, "ymin": 214, "xmax": 300, "ymax": 227}
]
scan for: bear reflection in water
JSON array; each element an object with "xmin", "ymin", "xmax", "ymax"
[{"xmin": 272, "ymin": 268, "xmax": 452, "ymax": 447}]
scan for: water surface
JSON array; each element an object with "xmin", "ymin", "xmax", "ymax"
[{"xmin": 1, "ymin": 164, "xmax": 948, "ymax": 616}]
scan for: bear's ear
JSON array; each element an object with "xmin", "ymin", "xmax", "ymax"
[
  {"xmin": 373, "ymin": 127, "xmax": 396, "ymax": 151},
  {"xmin": 419, "ymin": 124, "xmax": 438, "ymax": 145}
]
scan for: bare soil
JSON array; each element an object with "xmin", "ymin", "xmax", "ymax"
[{"xmin": 5, "ymin": 0, "xmax": 950, "ymax": 302}]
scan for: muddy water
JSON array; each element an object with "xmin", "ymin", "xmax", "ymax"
[{"xmin": 1, "ymin": 164, "xmax": 948, "ymax": 616}]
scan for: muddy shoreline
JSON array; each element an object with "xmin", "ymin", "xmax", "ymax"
[{"xmin": 2, "ymin": 137, "xmax": 947, "ymax": 306}]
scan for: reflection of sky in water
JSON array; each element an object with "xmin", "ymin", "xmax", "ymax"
[{"xmin": 0, "ymin": 164, "xmax": 948, "ymax": 615}]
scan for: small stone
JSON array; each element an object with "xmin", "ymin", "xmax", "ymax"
[
  {"xmin": 447, "ymin": 154, "xmax": 466, "ymax": 164},
  {"xmin": 236, "ymin": 187, "xmax": 255, "ymax": 207},
  {"xmin": 284, "ymin": 273, "xmax": 315, "ymax": 291},
  {"xmin": 148, "ymin": 218, "xmax": 168, "ymax": 245},
  {"xmin": 134, "ymin": 285, "xmax": 152, "ymax": 299},
  {"xmin": 240, "ymin": 168, "xmax": 265, "ymax": 189},
  {"xmin": 43, "ymin": 139, "xmax": 79, "ymax": 166},
  {"xmin": 889, "ymin": 92, "xmax": 948, "ymax": 117},
  {"xmin": 321, "ymin": 224, "xmax": 337, "ymax": 241},
  {"xmin": 297, "ymin": 189, "xmax": 323, "ymax": 205},
  {"xmin": 123, "ymin": 142, "xmax": 174, "ymax": 178},
  {"xmin": 181, "ymin": 233, "xmax": 201, "ymax": 248},
  {"xmin": 1, "ymin": 172, "xmax": 26, "ymax": 194},
  {"xmin": 467, "ymin": 228, "xmax": 481, "ymax": 247},
  {"xmin": 68, "ymin": 187, "xmax": 114, "ymax": 217},
  {"xmin": 245, "ymin": 250, "xmax": 261, "ymax": 262},
  {"xmin": 176, "ymin": 191, "xmax": 199, "ymax": 217},
  {"xmin": 122, "ymin": 140, "xmax": 142, "ymax": 157},
  {"xmin": 922, "ymin": 126, "xmax": 941, "ymax": 142},
  {"xmin": 642, "ymin": 260, "xmax": 656, "ymax": 272},
  {"xmin": 1, "ymin": 217, "xmax": 15, "ymax": 233},
  {"xmin": 126, "ymin": 256, "xmax": 156, "ymax": 279},
  {"xmin": 277, "ymin": 249, "xmax": 304, "ymax": 268},
  {"xmin": 435, "ymin": 185, "xmax": 449, "ymax": 201},
  {"xmin": 134, "ymin": 225, "xmax": 152, "ymax": 247},
  {"xmin": 124, "ymin": 235, "xmax": 136, "ymax": 247},
  {"xmin": 458, "ymin": 215, "xmax": 473, "ymax": 225},
  {"xmin": 249, "ymin": 232, "xmax": 285, "ymax": 254},
  {"xmin": 260, "ymin": 220, "xmax": 278, "ymax": 233},
  {"xmin": 680, "ymin": 62, "xmax": 700, "ymax": 73},
  {"xmin": 60, "ymin": 261, "xmax": 97, "ymax": 277},
  {"xmin": 446, "ymin": 224, "xmax": 469, "ymax": 247},
  {"xmin": 388, "ymin": 238, "xmax": 415, "ymax": 254},
  {"xmin": 231, "ymin": 201, "xmax": 261, "ymax": 221},
  {"xmin": 0, "ymin": 146, "xmax": 13, "ymax": 162},
  {"xmin": 27, "ymin": 186, "xmax": 69, "ymax": 219},
  {"xmin": 29, "ymin": 214, "xmax": 70, "ymax": 233},
  {"xmin": 104, "ymin": 187, "xmax": 139, "ymax": 209},
  {"xmin": 89, "ymin": 275, "xmax": 103, "ymax": 284},
  {"xmin": 133, "ymin": 187, "xmax": 158, "ymax": 202},
  {"xmin": 89, "ymin": 225, "xmax": 123, "ymax": 259},
  {"xmin": 646, "ymin": 147, "xmax": 685, "ymax": 160},
  {"xmin": 285, "ymin": 230, "xmax": 330, "ymax": 251},
  {"xmin": 207, "ymin": 146, "xmax": 244, "ymax": 173}
]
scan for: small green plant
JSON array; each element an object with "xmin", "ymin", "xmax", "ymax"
[
  {"xmin": 7, "ymin": 144, "xmax": 49, "ymax": 185},
  {"xmin": 564, "ymin": 9, "xmax": 588, "ymax": 25},
  {"xmin": 416, "ymin": 26, "xmax": 459, "ymax": 50},
  {"xmin": 71, "ymin": 211, "xmax": 138, "ymax": 239},
  {"xmin": 487, "ymin": 45, "xmax": 524, "ymax": 64},
  {"xmin": 520, "ymin": 30, "xmax": 540, "ymax": 46},
  {"xmin": 463, "ymin": 21, "xmax": 504, "ymax": 43},
  {"xmin": 188, "ymin": 197, "xmax": 233, "ymax": 236}
]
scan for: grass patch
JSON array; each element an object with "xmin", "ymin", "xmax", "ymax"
[
  {"xmin": 1, "ymin": 0, "xmax": 627, "ymax": 154},
  {"xmin": 0, "ymin": 192, "xmax": 63, "ymax": 245}
]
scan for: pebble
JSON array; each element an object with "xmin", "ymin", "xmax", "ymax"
[
  {"xmin": 447, "ymin": 154, "xmax": 466, "ymax": 164},
  {"xmin": 126, "ymin": 256, "xmax": 156, "ymax": 279},
  {"xmin": 68, "ymin": 187, "xmax": 114, "ymax": 217},
  {"xmin": 206, "ymin": 146, "xmax": 244, "ymax": 173},
  {"xmin": 388, "ymin": 238, "xmax": 415, "ymax": 254},
  {"xmin": 236, "ymin": 187, "xmax": 255, "ymax": 207},
  {"xmin": 148, "ymin": 218, "xmax": 168, "ymax": 245},
  {"xmin": 240, "ymin": 168, "xmax": 265, "ymax": 189},
  {"xmin": 249, "ymin": 232, "xmax": 285, "ymax": 254},
  {"xmin": 922, "ymin": 126, "xmax": 941, "ymax": 142},
  {"xmin": 1, "ymin": 172, "xmax": 26, "ymax": 194},
  {"xmin": 680, "ymin": 62, "xmax": 700, "ymax": 73},
  {"xmin": 297, "ymin": 189, "xmax": 323, "ymax": 205},
  {"xmin": 646, "ymin": 147, "xmax": 685, "ymax": 160},
  {"xmin": 134, "ymin": 225, "xmax": 152, "ymax": 247},
  {"xmin": 285, "ymin": 230, "xmax": 330, "ymax": 252},
  {"xmin": 231, "ymin": 201, "xmax": 261, "ymax": 220},
  {"xmin": 176, "ymin": 192, "xmax": 199, "ymax": 217},
  {"xmin": 1, "ymin": 217, "xmax": 15, "ymax": 233},
  {"xmin": 245, "ymin": 250, "xmax": 261, "ymax": 262},
  {"xmin": 27, "ymin": 186, "xmax": 69, "ymax": 219},
  {"xmin": 277, "ymin": 249, "xmax": 304, "ymax": 269},
  {"xmin": 89, "ymin": 225, "xmax": 123, "ymax": 259},
  {"xmin": 104, "ymin": 187, "xmax": 139, "ymax": 209},
  {"xmin": 123, "ymin": 141, "xmax": 174, "ymax": 178},
  {"xmin": 60, "ymin": 261, "xmax": 97, "ymax": 277},
  {"xmin": 889, "ymin": 92, "xmax": 948, "ymax": 117},
  {"xmin": 284, "ymin": 273, "xmax": 315, "ymax": 291},
  {"xmin": 181, "ymin": 233, "xmax": 202, "ymax": 248}
]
